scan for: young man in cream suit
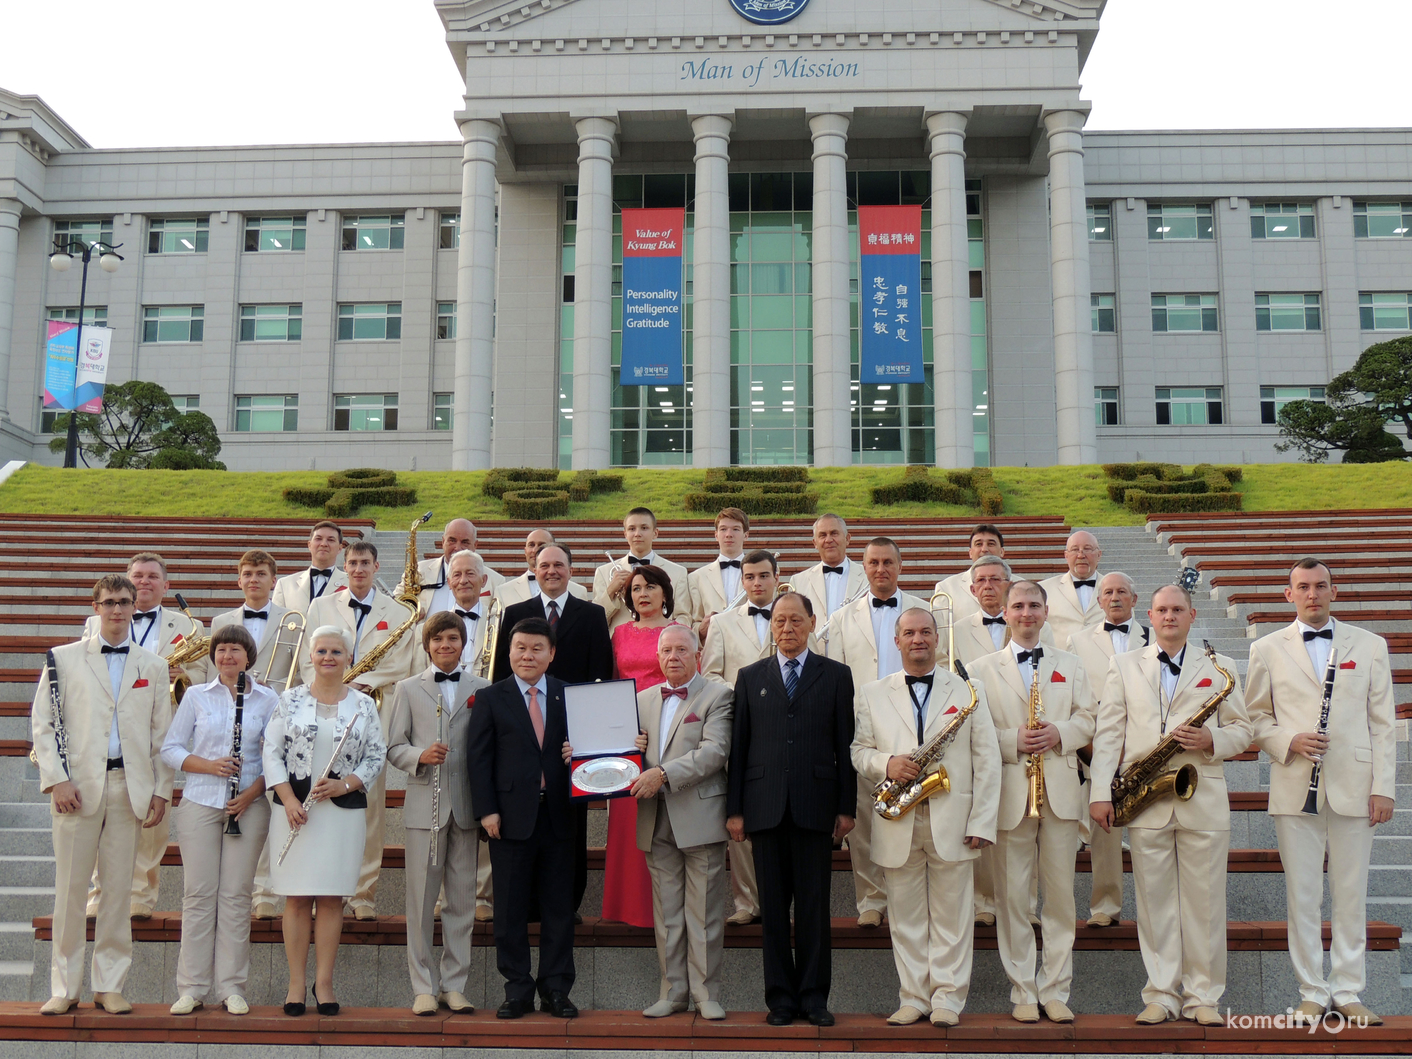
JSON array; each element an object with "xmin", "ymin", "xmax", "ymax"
[
  {"xmin": 35, "ymin": 573, "xmax": 173, "ymax": 1015},
  {"xmin": 1065, "ymin": 571, "xmax": 1149, "ymax": 929},
  {"xmin": 851, "ymin": 606, "xmax": 1000, "ymax": 1027},
  {"xmin": 386, "ymin": 611, "xmax": 491, "ymax": 1016},
  {"xmin": 398, "ymin": 517, "xmax": 505, "ymax": 609},
  {"xmin": 1246, "ymin": 558, "xmax": 1395, "ymax": 1026},
  {"xmin": 1090, "ymin": 584, "xmax": 1252, "ymax": 1026},
  {"xmin": 271, "ymin": 521, "xmax": 348, "ymax": 609},
  {"xmin": 967, "ymin": 581, "xmax": 1095, "ymax": 1024},
  {"xmin": 932, "ymin": 524, "xmax": 1007, "ymax": 624},
  {"xmin": 688, "ymin": 507, "xmax": 750, "ymax": 632},
  {"xmin": 628, "ymin": 625, "xmax": 733, "ymax": 1020},
  {"xmin": 80, "ymin": 552, "xmax": 198, "ymax": 919},
  {"xmin": 1038, "ymin": 530, "xmax": 1105, "ymax": 646},
  {"xmin": 304, "ymin": 540, "xmax": 420, "ymax": 919},
  {"xmin": 829, "ymin": 537, "xmax": 928, "ymax": 928},
  {"xmin": 594, "ymin": 507, "xmax": 692, "ymax": 631},
  {"xmin": 495, "ymin": 529, "xmax": 589, "ymax": 607},
  {"xmin": 790, "ymin": 513, "xmax": 865, "ymax": 622}
]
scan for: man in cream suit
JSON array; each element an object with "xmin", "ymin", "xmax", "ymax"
[
  {"xmin": 35, "ymin": 574, "xmax": 173, "ymax": 1015},
  {"xmin": 1065, "ymin": 571, "xmax": 1149, "ymax": 928},
  {"xmin": 932, "ymin": 524, "xmax": 1007, "ymax": 624},
  {"xmin": 1090, "ymin": 584, "xmax": 1252, "ymax": 1026},
  {"xmin": 967, "ymin": 581, "xmax": 1095, "ymax": 1024},
  {"xmin": 829, "ymin": 537, "xmax": 928, "ymax": 928},
  {"xmin": 80, "ymin": 552, "xmax": 198, "ymax": 919},
  {"xmin": 496, "ymin": 529, "xmax": 589, "ymax": 607},
  {"xmin": 688, "ymin": 507, "xmax": 751, "ymax": 632},
  {"xmin": 386, "ymin": 611, "xmax": 491, "ymax": 1016},
  {"xmin": 851, "ymin": 606, "xmax": 1000, "ymax": 1027},
  {"xmin": 1039, "ymin": 530, "xmax": 1104, "ymax": 645},
  {"xmin": 398, "ymin": 517, "xmax": 505, "ymax": 609},
  {"xmin": 630, "ymin": 624, "xmax": 733, "ymax": 1020},
  {"xmin": 305, "ymin": 540, "xmax": 420, "ymax": 919},
  {"xmin": 271, "ymin": 521, "xmax": 348, "ymax": 609},
  {"xmin": 1246, "ymin": 558, "xmax": 1396, "ymax": 1026},
  {"xmin": 594, "ymin": 507, "xmax": 692, "ymax": 631},
  {"xmin": 791, "ymin": 513, "xmax": 865, "ymax": 622}
]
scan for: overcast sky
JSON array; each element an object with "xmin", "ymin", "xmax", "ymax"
[{"xmin": 5, "ymin": 0, "xmax": 1407, "ymax": 148}]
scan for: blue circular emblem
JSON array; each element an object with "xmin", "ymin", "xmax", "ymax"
[{"xmin": 729, "ymin": 0, "xmax": 812, "ymax": 26}]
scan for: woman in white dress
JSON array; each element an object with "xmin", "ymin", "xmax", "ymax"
[
  {"xmin": 263, "ymin": 625, "xmax": 386, "ymax": 1016},
  {"xmin": 162, "ymin": 625, "xmax": 280, "ymax": 1016}
]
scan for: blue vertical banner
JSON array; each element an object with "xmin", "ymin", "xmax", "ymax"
[
  {"xmin": 858, "ymin": 205, "xmax": 924, "ymax": 383},
  {"xmin": 620, "ymin": 208, "xmax": 685, "ymax": 385},
  {"xmin": 43, "ymin": 321, "xmax": 112, "ymax": 412}
]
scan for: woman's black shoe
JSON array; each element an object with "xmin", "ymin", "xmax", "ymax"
[
  {"xmin": 314, "ymin": 988, "xmax": 339, "ymax": 1016},
  {"xmin": 283, "ymin": 995, "xmax": 306, "ymax": 1017}
]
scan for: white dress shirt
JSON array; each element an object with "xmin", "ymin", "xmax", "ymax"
[
  {"xmin": 160, "ymin": 677, "xmax": 280, "ymax": 809},
  {"xmin": 906, "ymin": 674, "xmax": 933, "ymax": 740},
  {"xmin": 540, "ymin": 587, "xmax": 572, "ymax": 621},
  {"xmin": 777, "ymin": 648, "xmax": 809, "ymax": 684},
  {"xmin": 748, "ymin": 603, "xmax": 771, "ymax": 645},
  {"xmin": 435, "ymin": 667, "xmax": 468, "ymax": 719},
  {"xmin": 821, "ymin": 558, "xmax": 851, "ymax": 616},
  {"xmin": 347, "ymin": 587, "xmax": 377, "ymax": 652},
  {"xmin": 1010, "ymin": 639, "xmax": 1043, "ymax": 688},
  {"xmin": 1107, "ymin": 619, "xmax": 1135, "ymax": 655},
  {"xmin": 240, "ymin": 603, "xmax": 270, "ymax": 649},
  {"xmin": 1075, "ymin": 581, "xmax": 1095, "ymax": 612},
  {"xmin": 450, "ymin": 604, "xmax": 482, "ymax": 670},
  {"xmin": 1159, "ymin": 643, "xmax": 1187, "ymax": 706},
  {"xmin": 659, "ymin": 685, "xmax": 688, "ymax": 743},
  {"xmin": 309, "ymin": 567, "xmax": 334, "ymax": 601},
  {"xmin": 131, "ymin": 608, "xmax": 161, "ymax": 651},
  {"xmin": 1296, "ymin": 618, "xmax": 1336, "ymax": 675},
  {"xmin": 981, "ymin": 610, "xmax": 1008, "ymax": 651},
  {"xmin": 869, "ymin": 592, "xmax": 905, "ymax": 680},
  {"xmin": 101, "ymin": 636, "xmax": 130, "ymax": 758},
  {"xmin": 716, "ymin": 554, "xmax": 743, "ymax": 605}
]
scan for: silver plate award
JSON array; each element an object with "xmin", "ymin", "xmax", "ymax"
[{"xmin": 572, "ymin": 756, "xmax": 641, "ymax": 794}]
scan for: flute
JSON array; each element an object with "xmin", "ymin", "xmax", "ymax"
[
  {"xmin": 277, "ymin": 719, "xmax": 359, "ymax": 865},
  {"xmin": 430, "ymin": 694, "xmax": 443, "ymax": 867},
  {"xmin": 225, "ymin": 672, "xmax": 246, "ymax": 835},
  {"xmin": 1301, "ymin": 647, "xmax": 1338, "ymax": 816}
]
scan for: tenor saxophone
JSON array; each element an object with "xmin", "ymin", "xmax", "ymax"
[
  {"xmin": 1023, "ymin": 663, "xmax": 1045, "ymax": 820},
  {"xmin": 874, "ymin": 660, "xmax": 981, "ymax": 819},
  {"xmin": 343, "ymin": 511, "xmax": 431, "ymax": 707},
  {"xmin": 168, "ymin": 593, "xmax": 213, "ymax": 704}
]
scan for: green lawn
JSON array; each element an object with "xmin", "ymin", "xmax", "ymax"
[{"xmin": 0, "ymin": 462, "xmax": 1408, "ymax": 528}]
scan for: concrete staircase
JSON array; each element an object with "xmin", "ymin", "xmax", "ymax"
[{"xmin": 0, "ymin": 760, "xmax": 49, "ymax": 1001}]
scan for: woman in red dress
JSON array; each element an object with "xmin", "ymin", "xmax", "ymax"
[{"xmin": 600, "ymin": 565, "xmax": 680, "ymax": 927}]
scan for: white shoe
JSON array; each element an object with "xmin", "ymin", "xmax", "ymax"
[
  {"xmin": 930, "ymin": 1007, "xmax": 959, "ymax": 1027},
  {"xmin": 642, "ymin": 999, "xmax": 687, "ymax": 1017},
  {"xmin": 224, "ymin": 995, "xmax": 249, "ymax": 1015},
  {"xmin": 40, "ymin": 996, "xmax": 76, "ymax": 1015},
  {"xmin": 886, "ymin": 1005, "xmax": 924, "ymax": 1026},
  {"xmin": 169, "ymin": 995, "xmax": 202, "ymax": 1015},
  {"xmin": 412, "ymin": 994, "xmax": 439, "ymax": 1016},
  {"xmin": 697, "ymin": 1000, "xmax": 726, "ymax": 1020}
]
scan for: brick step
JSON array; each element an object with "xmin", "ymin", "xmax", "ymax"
[
  {"xmin": 0, "ymin": 514, "xmax": 374, "ymax": 529},
  {"xmin": 1211, "ymin": 572, "xmax": 1412, "ymax": 589},
  {"xmin": 1199, "ymin": 557, "xmax": 1412, "ymax": 573},
  {"xmin": 1148, "ymin": 507, "xmax": 1412, "ymax": 528},
  {"xmin": 1245, "ymin": 609, "xmax": 1412, "ymax": 632},
  {"xmin": 1228, "ymin": 590, "xmax": 1412, "ymax": 609},
  {"xmin": 1168, "ymin": 529, "xmax": 1412, "ymax": 546}
]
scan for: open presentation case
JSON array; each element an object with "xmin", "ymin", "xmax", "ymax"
[{"xmin": 565, "ymin": 678, "xmax": 644, "ymax": 802}]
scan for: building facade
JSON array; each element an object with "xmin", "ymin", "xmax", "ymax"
[{"xmin": 1, "ymin": 0, "xmax": 1410, "ymax": 472}]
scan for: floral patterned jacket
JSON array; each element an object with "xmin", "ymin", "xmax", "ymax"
[{"xmin": 262, "ymin": 685, "xmax": 386, "ymax": 792}]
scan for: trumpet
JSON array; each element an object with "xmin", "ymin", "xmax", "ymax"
[
  {"xmin": 928, "ymin": 589, "xmax": 958, "ymax": 674},
  {"xmin": 261, "ymin": 611, "xmax": 306, "ymax": 694},
  {"xmin": 168, "ymin": 593, "xmax": 212, "ymax": 705},
  {"xmin": 476, "ymin": 595, "xmax": 502, "ymax": 680}
]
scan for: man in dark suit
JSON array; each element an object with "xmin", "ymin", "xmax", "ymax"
[
  {"xmin": 726, "ymin": 591, "xmax": 857, "ymax": 1027},
  {"xmin": 491, "ymin": 543, "xmax": 613, "ymax": 911},
  {"xmin": 467, "ymin": 617, "xmax": 578, "ymax": 1020}
]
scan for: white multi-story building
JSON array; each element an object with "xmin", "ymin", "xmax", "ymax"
[{"xmin": 1, "ymin": 0, "xmax": 1409, "ymax": 471}]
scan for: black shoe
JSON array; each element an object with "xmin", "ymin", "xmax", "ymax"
[
  {"xmin": 497, "ymin": 998, "xmax": 530, "ymax": 1019},
  {"xmin": 313, "ymin": 988, "xmax": 339, "ymax": 1016},
  {"xmin": 283, "ymin": 1000, "xmax": 306, "ymax": 1017},
  {"xmin": 541, "ymin": 991, "xmax": 578, "ymax": 1018},
  {"xmin": 572, "ymin": 913, "xmax": 584, "ymax": 925},
  {"xmin": 807, "ymin": 1007, "xmax": 835, "ymax": 1027},
  {"xmin": 766, "ymin": 1008, "xmax": 796, "ymax": 1026}
]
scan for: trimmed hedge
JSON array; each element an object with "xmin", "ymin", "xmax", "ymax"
[
  {"xmin": 701, "ymin": 480, "xmax": 807, "ymax": 494},
  {"xmin": 324, "ymin": 487, "xmax": 417, "ymax": 518},
  {"xmin": 569, "ymin": 470, "xmax": 625, "ymax": 501},
  {"xmin": 1104, "ymin": 476, "xmax": 1210, "ymax": 502},
  {"xmin": 502, "ymin": 488, "xmax": 572, "ymax": 519},
  {"xmin": 683, "ymin": 490, "xmax": 820, "ymax": 515},
  {"xmin": 1101, "ymin": 462, "xmax": 1245, "ymax": 514},
  {"xmin": 283, "ymin": 469, "xmax": 418, "ymax": 516},
  {"xmin": 1124, "ymin": 490, "xmax": 1244, "ymax": 514},
  {"xmin": 720, "ymin": 466, "xmax": 811, "ymax": 483},
  {"xmin": 1102, "ymin": 462, "xmax": 1184, "ymax": 481},
  {"xmin": 328, "ymin": 468, "xmax": 397, "ymax": 489},
  {"xmin": 483, "ymin": 467, "xmax": 562, "ymax": 498},
  {"xmin": 282, "ymin": 487, "xmax": 337, "ymax": 508},
  {"xmin": 870, "ymin": 465, "xmax": 1003, "ymax": 515}
]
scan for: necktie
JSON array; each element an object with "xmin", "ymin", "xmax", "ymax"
[
  {"xmin": 982, "ymin": 615, "xmax": 1006, "ymax": 626},
  {"xmin": 434, "ymin": 670, "xmax": 460, "ymax": 683},
  {"xmin": 872, "ymin": 596, "xmax": 898, "ymax": 609},
  {"xmin": 1104, "ymin": 621, "xmax": 1130, "ymax": 634},
  {"xmin": 664, "ymin": 686, "xmax": 690, "ymax": 700},
  {"xmin": 719, "ymin": 559, "xmax": 741, "ymax": 570},
  {"xmin": 748, "ymin": 606, "xmax": 771, "ymax": 619},
  {"xmin": 1073, "ymin": 578, "xmax": 1096, "ymax": 589},
  {"xmin": 1016, "ymin": 647, "xmax": 1043, "ymax": 665},
  {"xmin": 455, "ymin": 608, "xmax": 480, "ymax": 621},
  {"xmin": 101, "ymin": 644, "xmax": 129, "ymax": 655},
  {"xmin": 822, "ymin": 565, "xmax": 845, "ymax": 575},
  {"xmin": 783, "ymin": 657, "xmax": 799, "ymax": 699},
  {"xmin": 546, "ymin": 599, "xmax": 560, "ymax": 631},
  {"xmin": 1157, "ymin": 650, "xmax": 1181, "ymax": 676},
  {"xmin": 906, "ymin": 675, "xmax": 932, "ymax": 744},
  {"xmin": 244, "ymin": 609, "xmax": 268, "ymax": 621},
  {"xmin": 627, "ymin": 556, "xmax": 651, "ymax": 567},
  {"xmin": 1302, "ymin": 628, "xmax": 1333, "ymax": 642},
  {"xmin": 526, "ymin": 685, "xmax": 546, "ymax": 789}
]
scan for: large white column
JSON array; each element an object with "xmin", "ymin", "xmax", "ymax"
[
  {"xmin": 452, "ymin": 118, "xmax": 500, "ymax": 470},
  {"xmin": 1044, "ymin": 110, "xmax": 1098, "ymax": 465},
  {"xmin": 809, "ymin": 113, "xmax": 852, "ymax": 469},
  {"xmin": 926, "ymin": 112, "xmax": 973, "ymax": 468},
  {"xmin": 0, "ymin": 201, "xmax": 20, "ymax": 422},
  {"xmin": 571, "ymin": 115, "xmax": 617, "ymax": 470},
  {"xmin": 690, "ymin": 113, "xmax": 733, "ymax": 469}
]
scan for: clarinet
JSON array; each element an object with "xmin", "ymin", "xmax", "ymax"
[
  {"xmin": 46, "ymin": 650, "xmax": 70, "ymax": 778},
  {"xmin": 225, "ymin": 672, "xmax": 246, "ymax": 835},
  {"xmin": 1301, "ymin": 648, "xmax": 1338, "ymax": 816}
]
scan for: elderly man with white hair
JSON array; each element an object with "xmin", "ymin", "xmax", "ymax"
[
  {"xmin": 1039, "ymin": 531, "xmax": 1105, "ymax": 645},
  {"xmin": 399, "ymin": 518, "xmax": 505, "ymax": 610}
]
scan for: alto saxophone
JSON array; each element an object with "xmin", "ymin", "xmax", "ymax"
[
  {"xmin": 168, "ymin": 593, "xmax": 213, "ymax": 704},
  {"xmin": 1110, "ymin": 640, "xmax": 1235, "ymax": 826},
  {"xmin": 1023, "ymin": 663, "xmax": 1044, "ymax": 820},
  {"xmin": 343, "ymin": 511, "xmax": 431, "ymax": 708},
  {"xmin": 874, "ymin": 660, "xmax": 980, "ymax": 819}
]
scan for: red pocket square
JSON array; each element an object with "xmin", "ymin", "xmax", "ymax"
[
  {"xmin": 132, "ymin": 678, "xmax": 149, "ymax": 688},
  {"xmin": 335, "ymin": 585, "xmax": 348, "ymax": 592},
  {"xmin": 1340, "ymin": 660, "xmax": 1356, "ymax": 670},
  {"xmin": 1195, "ymin": 677, "xmax": 1213, "ymax": 688},
  {"xmin": 1050, "ymin": 671, "xmax": 1067, "ymax": 683},
  {"xmin": 683, "ymin": 712, "xmax": 701, "ymax": 724},
  {"xmin": 376, "ymin": 621, "xmax": 389, "ymax": 631},
  {"xmin": 944, "ymin": 704, "xmax": 958, "ymax": 715},
  {"xmin": 171, "ymin": 633, "xmax": 184, "ymax": 644}
]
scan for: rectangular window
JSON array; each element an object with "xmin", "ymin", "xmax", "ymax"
[
  {"xmin": 433, "ymin": 392, "xmax": 453, "ymax": 431},
  {"xmin": 439, "ymin": 212, "xmax": 460, "ymax": 249},
  {"xmin": 243, "ymin": 215, "xmax": 306, "ymax": 252},
  {"xmin": 1359, "ymin": 292, "xmax": 1412, "ymax": 331},
  {"xmin": 1256, "ymin": 293, "xmax": 1321, "ymax": 332},
  {"xmin": 1250, "ymin": 203, "xmax": 1315, "ymax": 240},
  {"xmin": 53, "ymin": 218, "xmax": 113, "ymax": 249},
  {"xmin": 239, "ymin": 304, "xmax": 303, "ymax": 342},
  {"xmin": 148, "ymin": 217, "xmax": 209, "ymax": 254},
  {"xmin": 341, "ymin": 214, "xmax": 404, "ymax": 251},
  {"xmin": 1260, "ymin": 385, "xmax": 1326, "ymax": 425},
  {"xmin": 334, "ymin": 393, "xmax": 398, "ymax": 431},
  {"xmin": 142, "ymin": 306, "xmax": 204, "ymax": 343},
  {"xmin": 337, "ymin": 302, "xmax": 402, "ymax": 340},
  {"xmin": 1152, "ymin": 294, "xmax": 1219, "ymax": 333},
  {"xmin": 1353, "ymin": 202, "xmax": 1412, "ymax": 239},
  {"xmin": 1095, "ymin": 386, "xmax": 1119, "ymax": 426},
  {"xmin": 436, "ymin": 302, "xmax": 456, "ymax": 340},
  {"xmin": 1156, "ymin": 386, "xmax": 1224, "ymax": 426},
  {"xmin": 1088, "ymin": 203, "xmax": 1112, "ymax": 241},
  {"xmin": 170, "ymin": 395, "xmax": 200, "ymax": 414},
  {"xmin": 1148, "ymin": 203, "xmax": 1214, "ymax": 241},
  {"xmin": 1091, "ymin": 293, "xmax": 1116, "ymax": 333},
  {"xmin": 48, "ymin": 306, "xmax": 108, "ymax": 327},
  {"xmin": 234, "ymin": 395, "xmax": 298, "ymax": 432}
]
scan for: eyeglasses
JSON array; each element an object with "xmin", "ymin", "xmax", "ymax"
[
  {"xmin": 1065, "ymin": 546, "xmax": 1100, "ymax": 555},
  {"xmin": 96, "ymin": 598, "xmax": 136, "ymax": 610}
]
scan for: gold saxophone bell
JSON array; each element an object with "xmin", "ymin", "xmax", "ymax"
[{"xmin": 167, "ymin": 593, "xmax": 213, "ymax": 705}]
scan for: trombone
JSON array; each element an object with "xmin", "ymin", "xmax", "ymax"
[
  {"xmin": 261, "ymin": 611, "xmax": 307, "ymax": 694},
  {"xmin": 817, "ymin": 582, "xmax": 869, "ymax": 648},
  {"xmin": 764, "ymin": 581, "xmax": 795, "ymax": 654},
  {"xmin": 928, "ymin": 589, "xmax": 958, "ymax": 674}
]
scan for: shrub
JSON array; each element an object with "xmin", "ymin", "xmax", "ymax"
[
  {"xmin": 970, "ymin": 467, "xmax": 1004, "ymax": 516},
  {"xmin": 721, "ymin": 466, "xmax": 811, "ymax": 483},
  {"xmin": 569, "ymin": 470, "xmax": 626, "ymax": 501},
  {"xmin": 683, "ymin": 491, "xmax": 819, "ymax": 515},
  {"xmin": 328, "ymin": 468, "xmax": 397, "ymax": 489},
  {"xmin": 870, "ymin": 466, "xmax": 1002, "ymax": 514},
  {"xmin": 324, "ymin": 486, "xmax": 417, "ymax": 518},
  {"xmin": 284, "ymin": 470, "xmax": 417, "ymax": 516},
  {"xmin": 1102, "ymin": 462, "xmax": 1245, "ymax": 515},
  {"xmin": 1124, "ymin": 490, "xmax": 1244, "ymax": 514},
  {"xmin": 1104, "ymin": 477, "xmax": 1209, "ymax": 502},
  {"xmin": 1101, "ymin": 462, "xmax": 1174, "ymax": 481},
  {"xmin": 702, "ymin": 480, "xmax": 807, "ymax": 494},
  {"xmin": 502, "ymin": 488, "xmax": 572, "ymax": 519},
  {"xmin": 483, "ymin": 467, "xmax": 561, "ymax": 498},
  {"xmin": 283, "ymin": 487, "xmax": 336, "ymax": 508}
]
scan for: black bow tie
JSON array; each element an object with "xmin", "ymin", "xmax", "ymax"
[
  {"xmin": 748, "ymin": 606, "xmax": 771, "ymax": 619},
  {"xmin": 627, "ymin": 556, "xmax": 651, "ymax": 567},
  {"xmin": 872, "ymin": 596, "xmax": 898, "ymax": 608},
  {"xmin": 822, "ymin": 565, "xmax": 845, "ymax": 575},
  {"xmin": 1104, "ymin": 621, "xmax": 1130, "ymax": 634},
  {"xmin": 243, "ymin": 609, "xmax": 268, "ymax": 621},
  {"xmin": 526, "ymin": 573, "xmax": 536, "ymax": 581},
  {"xmin": 1072, "ymin": 579, "xmax": 1096, "ymax": 589},
  {"xmin": 434, "ymin": 670, "xmax": 460, "ymax": 683},
  {"xmin": 1016, "ymin": 647, "xmax": 1043, "ymax": 665},
  {"xmin": 101, "ymin": 644, "xmax": 129, "ymax": 655},
  {"xmin": 905, "ymin": 674, "xmax": 934, "ymax": 688},
  {"xmin": 455, "ymin": 608, "xmax": 480, "ymax": 621},
  {"xmin": 982, "ymin": 615, "xmax": 1006, "ymax": 626},
  {"xmin": 348, "ymin": 599, "xmax": 372, "ymax": 616},
  {"xmin": 310, "ymin": 568, "xmax": 333, "ymax": 578},
  {"xmin": 133, "ymin": 611, "xmax": 157, "ymax": 623},
  {"xmin": 719, "ymin": 559, "xmax": 741, "ymax": 570},
  {"xmin": 1157, "ymin": 649, "xmax": 1182, "ymax": 676},
  {"xmin": 1302, "ymin": 628, "xmax": 1333, "ymax": 642}
]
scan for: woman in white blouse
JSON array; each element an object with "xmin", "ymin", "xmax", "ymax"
[
  {"xmin": 161, "ymin": 625, "xmax": 279, "ymax": 1016},
  {"xmin": 263, "ymin": 624, "xmax": 386, "ymax": 1017}
]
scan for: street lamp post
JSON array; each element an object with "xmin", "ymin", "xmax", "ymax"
[{"xmin": 49, "ymin": 237, "xmax": 122, "ymax": 468}]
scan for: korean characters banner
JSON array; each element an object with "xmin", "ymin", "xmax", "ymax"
[
  {"xmin": 43, "ymin": 321, "xmax": 112, "ymax": 413},
  {"xmin": 858, "ymin": 205, "xmax": 924, "ymax": 383},
  {"xmin": 620, "ymin": 208, "xmax": 685, "ymax": 386}
]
